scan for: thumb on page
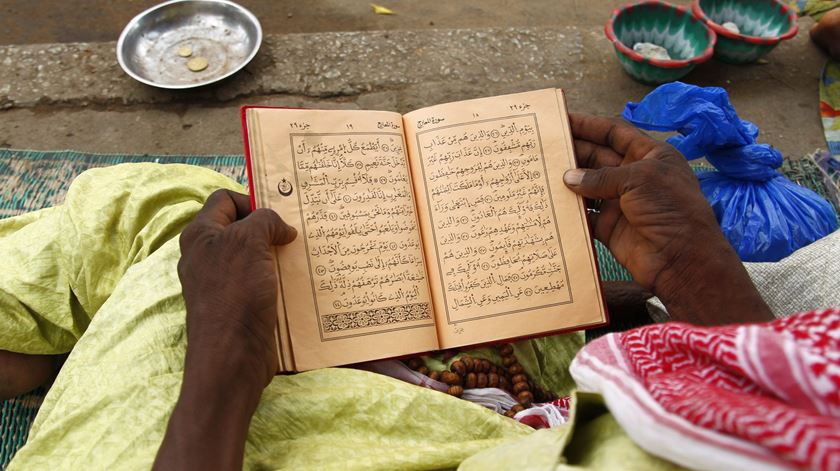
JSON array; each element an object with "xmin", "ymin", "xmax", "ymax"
[{"xmin": 563, "ymin": 167, "xmax": 631, "ymax": 200}]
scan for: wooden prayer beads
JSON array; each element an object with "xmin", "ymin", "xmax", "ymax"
[
  {"xmin": 402, "ymin": 343, "xmax": 558, "ymax": 418},
  {"xmin": 504, "ymin": 404, "xmax": 524, "ymax": 418},
  {"xmin": 448, "ymin": 385, "xmax": 464, "ymax": 397},
  {"xmin": 517, "ymin": 391, "xmax": 534, "ymax": 407},
  {"xmin": 440, "ymin": 371, "xmax": 461, "ymax": 385}
]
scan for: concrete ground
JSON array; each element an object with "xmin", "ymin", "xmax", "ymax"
[
  {"xmin": 0, "ymin": 0, "xmax": 830, "ymax": 159},
  {"xmin": 0, "ymin": 0, "xmax": 641, "ymax": 44}
]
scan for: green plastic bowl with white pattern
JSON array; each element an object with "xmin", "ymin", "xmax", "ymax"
[
  {"xmin": 605, "ymin": 1, "xmax": 717, "ymax": 85},
  {"xmin": 692, "ymin": 0, "xmax": 798, "ymax": 64}
]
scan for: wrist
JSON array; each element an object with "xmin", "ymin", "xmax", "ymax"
[
  {"xmin": 184, "ymin": 305, "xmax": 277, "ymax": 390},
  {"xmin": 653, "ymin": 238, "xmax": 773, "ymax": 325},
  {"xmin": 183, "ymin": 338, "xmax": 272, "ymax": 399}
]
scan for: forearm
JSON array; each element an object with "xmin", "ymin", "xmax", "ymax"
[
  {"xmin": 157, "ymin": 188, "xmax": 291, "ymax": 469},
  {"xmin": 153, "ymin": 353, "xmax": 264, "ymax": 470},
  {"xmin": 655, "ymin": 241, "xmax": 773, "ymax": 326}
]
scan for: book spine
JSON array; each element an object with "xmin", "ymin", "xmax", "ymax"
[
  {"xmin": 239, "ymin": 106, "xmax": 258, "ymax": 211},
  {"xmin": 240, "ymin": 105, "xmax": 306, "ymax": 211}
]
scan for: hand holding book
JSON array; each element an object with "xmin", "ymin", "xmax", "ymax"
[
  {"xmin": 563, "ymin": 113, "xmax": 772, "ymax": 326},
  {"xmin": 177, "ymin": 189, "xmax": 297, "ymax": 386},
  {"xmin": 157, "ymin": 190, "xmax": 297, "ymax": 470}
]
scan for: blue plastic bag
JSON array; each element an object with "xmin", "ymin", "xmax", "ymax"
[{"xmin": 622, "ymin": 82, "xmax": 838, "ymax": 262}]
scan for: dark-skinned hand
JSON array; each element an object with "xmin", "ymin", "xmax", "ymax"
[
  {"xmin": 563, "ymin": 113, "xmax": 772, "ymax": 325},
  {"xmin": 155, "ymin": 189, "xmax": 296, "ymax": 471},
  {"xmin": 811, "ymin": 7, "xmax": 840, "ymax": 61},
  {"xmin": 177, "ymin": 189, "xmax": 296, "ymax": 387}
]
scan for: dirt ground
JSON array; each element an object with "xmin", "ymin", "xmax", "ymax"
[
  {"xmin": 0, "ymin": 1, "xmax": 830, "ymax": 158},
  {"xmin": 1, "ymin": 0, "xmax": 657, "ymax": 45}
]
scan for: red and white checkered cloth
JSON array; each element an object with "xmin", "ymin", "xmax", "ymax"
[{"xmin": 571, "ymin": 308, "xmax": 840, "ymax": 471}]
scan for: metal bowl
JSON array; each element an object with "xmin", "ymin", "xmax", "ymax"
[{"xmin": 117, "ymin": 0, "xmax": 262, "ymax": 89}]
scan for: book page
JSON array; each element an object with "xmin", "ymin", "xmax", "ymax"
[
  {"xmin": 403, "ymin": 89, "xmax": 605, "ymax": 348},
  {"xmin": 246, "ymin": 108, "xmax": 438, "ymax": 370}
]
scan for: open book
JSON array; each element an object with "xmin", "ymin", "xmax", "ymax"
[{"xmin": 242, "ymin": 89, "xmax": 607, "ymax": 372}]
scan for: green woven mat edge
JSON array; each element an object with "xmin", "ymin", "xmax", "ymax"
[
  {"xmin": 0, "ymin": 389, "xmax": 44, "ymax": 470},
  {"xmin": 0, "ymin": 148, "xmax": 245, "ymax": 162},
  {"xmin": 0, "ymin": 150, "xmax": 836, "ymax": 468}
]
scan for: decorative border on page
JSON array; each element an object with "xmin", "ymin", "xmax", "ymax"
[{"xmin": 321, "ymin": 302, "xmax": 432, "ymax": 333}]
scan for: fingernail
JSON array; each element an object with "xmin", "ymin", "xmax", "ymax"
[{"xmin": 564, "ymin": 169, "xmax": 585, "ymax": 186}]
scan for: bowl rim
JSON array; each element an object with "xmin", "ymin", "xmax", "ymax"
[
  {"xmin": 116, "ymin": 0, "xmax": 263, "ymax": 90},
  {"xmin": 690, "ymin": 0, "xmax": 798, "ymax": 45},
  {"xmin": 604, "ymin": 0, "xmax": 717, "ymax": 69}
]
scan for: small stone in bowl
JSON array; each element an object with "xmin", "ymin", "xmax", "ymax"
[
  {"xmin": 633, "ymin": 42, "xmax": 672, "ymax": 61},
  {"xmin": 722, "ymin": 21, "xmax": 740, "ymax": 34}
]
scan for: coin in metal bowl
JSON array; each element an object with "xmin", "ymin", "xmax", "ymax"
[{"xmin": 117, "ymin": 0, "xmax": 262, "ymax": 89}]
